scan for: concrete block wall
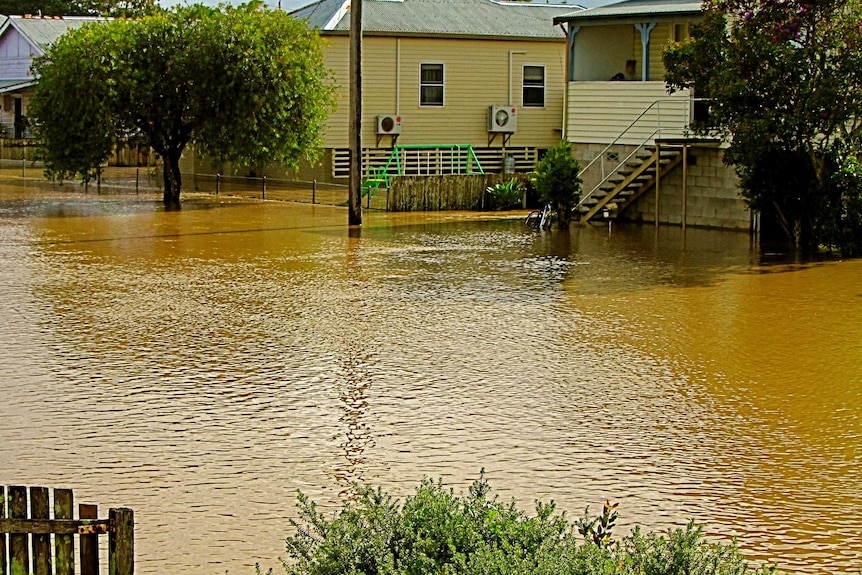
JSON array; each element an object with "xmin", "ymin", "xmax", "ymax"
[{"xmin": 621, "ymin": 145, "xmax": 752, "ymax": 231}]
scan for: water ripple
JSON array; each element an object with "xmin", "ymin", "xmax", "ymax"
[{"xmin": 0, "ymin": 194, "xmax": 859, "ymax": 574}]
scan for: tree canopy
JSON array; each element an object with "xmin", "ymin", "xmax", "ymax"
[
  {"xmin": 28, "ymin": 3, "xmax": 335, "ymax": 206},
  {"xmin": 663, "ymin": 0, "xmax": 862, "ymax": 254}
]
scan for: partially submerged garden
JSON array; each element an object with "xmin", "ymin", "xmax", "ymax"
[{"xmin": 10, "ymin": 0, "xmax": 862, "ymax": 571}]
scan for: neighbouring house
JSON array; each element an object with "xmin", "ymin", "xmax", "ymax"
[
  {"xmin": 285, "ymin": 0, "xmax": 583, "ymax": 184},
  {"xmin": 554, "ymin": 0, "xmax": 754, "ymax": 231},
  {"xmin": 0, "ymin": 14, "xmax": 103, "ymax": 139}
]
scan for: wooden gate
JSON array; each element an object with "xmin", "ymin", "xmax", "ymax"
[{"xmin": 0, "ymin": 486, "xmax": 133, "ymax": 575}]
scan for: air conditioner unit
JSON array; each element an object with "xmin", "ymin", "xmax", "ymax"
[
  {"xmin": 376, "ymin": 114, "xmax": 402, "ymax": 135},
  {"xmin": 488, "ymin": 105, "xmax": 517, "ymax": 133}
]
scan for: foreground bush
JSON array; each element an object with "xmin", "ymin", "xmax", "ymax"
[
  {"xmin": 532, "ymin": 140, "xmax": 582, "ymax": 230},
  {"xmin": 269, "ymin": 473, "xmax": 776, "ymax": 575}
]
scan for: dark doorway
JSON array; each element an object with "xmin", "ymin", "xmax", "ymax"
[{"xmin": 14, "ymin": 98, "xmax": 23, "ymax": 139}]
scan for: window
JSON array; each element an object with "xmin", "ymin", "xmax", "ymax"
[
  {"xmin": 420, "ymin": 63, "xmax": 444, "ymax": 106},
  {"xmin": 522, "ymin": 65, "xmax": 545, "ymax": 108}
]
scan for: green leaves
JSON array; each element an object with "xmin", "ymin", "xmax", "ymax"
[
  {"xmin": 487, "ymin": 179, "xmax": 525, "ymax": 210},
  {"xmin": 532, "ymin": 140, "xmax": 582, "ymax": 230},
  {"xmin": 281, "ymin": 475, "xmax": 777, "ymax": 575},
  {"xmin": 662, "ymin": 0, "xmax": 862, "ymax": 253},
  {"xmin": 29, "ymin": 22, "xmax": 120, "ymax": 183},
  {"xmin": 28, "ymin": 3, "xmax": 335, "ymax": 204},
  {"xmin": 577, "ymin": 500, "xmax": 619, "ymax": 548}
]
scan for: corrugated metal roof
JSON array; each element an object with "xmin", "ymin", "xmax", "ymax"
[
  {"xmin": 293, "ymin": 0, "xmax": 582, "ymax": 39},
  {"xmin": 4, "ymin": 15, "xmax": 104, "ymax": 52},
  {"xmin": 0, "ymin": 79, "xmax": 33, "ymax": 92},
  {"xmin": 291, "ymin": 0, "xmax": 347, "ymax": 30},
  {"xmin": 554, "ymin": 0, "xmax": 701, "ymax": 23}
]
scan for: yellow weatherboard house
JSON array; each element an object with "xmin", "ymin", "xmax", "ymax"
[{"xmin": 291, "ymin": 0, "xmax": 583, "ymax": 181}]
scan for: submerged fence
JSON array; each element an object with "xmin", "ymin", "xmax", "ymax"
[
  {"xmin": 0, "ymin": 485, "xmax": 134, "ymax": 575},
  {"xmin": 192, "ymin": 173, "xmax": 353, "ymax": 207},
  {"xmin": 0, "ymin": 161, "xmax": 530, "ymax": 212}
]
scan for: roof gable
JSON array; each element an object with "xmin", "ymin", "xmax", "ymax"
[{"xmin": 0, "ymin": 15, "xmax": 105, "ymax": 54}]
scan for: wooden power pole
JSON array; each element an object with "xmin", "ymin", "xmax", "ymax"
[{"xmin": 348, "ymin": 0, "xmax": 363, "ymax": 225}]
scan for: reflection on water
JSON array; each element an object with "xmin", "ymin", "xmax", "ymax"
[{"xmin": 0, "ymin": 186, "xmax": 860, "ymax": 575}]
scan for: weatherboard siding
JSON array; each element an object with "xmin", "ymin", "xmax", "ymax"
[
  {"xmin": 565, "ymin": 82, "xmax": 690, "ymax": 146},
  {"xmin": 0, "ymin": 27, "xmax": 37, "ymax": 78},
  {"xmin": 320, "ymin": 35, "xmax": 565, "ymax": 149}
]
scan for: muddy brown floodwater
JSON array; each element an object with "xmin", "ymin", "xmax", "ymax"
[{"xmin": 0, "ymin": 183, "xmax": 859, "ymax": 575}]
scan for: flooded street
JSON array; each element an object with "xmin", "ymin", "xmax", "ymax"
[{"xmin": 0, "ymin": 181, "xmax": 859, "ymax": 574}]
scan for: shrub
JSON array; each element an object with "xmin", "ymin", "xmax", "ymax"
[
  {"xmin": 270, "ymin": 473, "xmax": 777, "ymax": 575},
  {"xmin": 487, "ymin": 179, "xmax": 525, "ymax": 210},
  {"xmin": 532, "ymin": 140, "xmax": 582, "ymax": 230}
]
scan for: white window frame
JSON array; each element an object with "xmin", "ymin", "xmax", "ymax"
[
  {"xmin": 522, "ymin": 64, "xmax": 545, "ymax": 108},
  {"xmin": 419, "ymin": 62, "xmax": 445, "ymax": 107}
]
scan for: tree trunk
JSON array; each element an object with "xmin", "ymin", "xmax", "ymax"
[
  {"xmin": 554, "ymin": 200, "xmax": 572, "ymax": 230},
  {"xmin": 162, "ymin": 149, "xmax": 183, "ymax": 209}
]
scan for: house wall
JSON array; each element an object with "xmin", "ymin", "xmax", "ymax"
[
  {"xmin": 564, "ymin": 81, "xmax": 690, "ymax": 146},
  {"xmin": 563, "ymin": 16, "xmax": 749, "ymax": 231},
  {"xmin": 632, "ymin": 21, "xmax": 675, "ymax": 81},
  {"xmin": 321, "ymin": 35, "xmax": 566, "ymax": 150},
  {"xmin": 0, "ymin": 27, "xmax": 37, "ymax": 79},
  {"xmin": 0, "ymin": 90, "xmax": 31, "ymax": 138}
]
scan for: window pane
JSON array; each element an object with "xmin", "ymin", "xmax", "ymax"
[
  {"xmin": 421, "ymin": 86, "xmax": 444, "ymax": 106},
  {"xmin": 421, "ymin": 64, "xmax": 443, "ymax": 84},
  {"xmin": 524, "ymin": 66, "xmax": 544, "ymax": 85},
  {"xmin": 523, "ymin": 87, "xmax": 544, "ymax": 107},
  {"xmin": 420, "ymin": 63, "xmax": 444, "ymax": 106}
]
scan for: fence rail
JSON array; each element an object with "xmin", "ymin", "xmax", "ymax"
[
  {"xmin": 0, "ymin": 486, "xmax": 133, "ymax": 575},
  {"xmin": 333, "ymin": 146, "xmax": 541, "ymax": 179},
  {"xmin": 193, "ymin": 173, "xmax": 352, "ymax": 207}
]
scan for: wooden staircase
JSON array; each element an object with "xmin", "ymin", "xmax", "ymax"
[{"xmin": 578, "ymin": 145, "xmax": 683, "ymax": 224}]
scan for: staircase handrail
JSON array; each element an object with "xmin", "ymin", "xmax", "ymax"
[
  {"xmin": 575, "ymin": 96, "xmax": 706, "ymax": 210},
  {"xmin": 576, "ymin": 129, "xmax": 660, "ymax": 209}
]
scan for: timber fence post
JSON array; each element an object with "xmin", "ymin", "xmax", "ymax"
[
  {"xmin": 79, "ymin": 504, "xmax": 98, "ymax": 575},
  {"xmin": 9, "ymin": 486, "xmax": 27, "ymax": 575},
  {"xmin": 0, "ymin": 486, "xmax": 6, "ymax": 575},
  {"xmin": 109, "ymin": 508, "xmax": 134, "ymax": 575},
  {"xmin": 54, "ymin": 489, "xmax": 74, "ymax": 575},
  {"xmin": 30, "ymin": 487, "xmax": 50, "ymax": 575}
]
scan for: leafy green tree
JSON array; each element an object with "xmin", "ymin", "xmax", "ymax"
[
  {"xmin": 28, "ymin": 3, "xmax": 335, "ymax": 207},
  {"xmin": 26, "ymin": 22, "xmax": 117, "ymax": 184},
  {"xmin": 663, "ymin": 0, "xmax": 862, "ymax": 253},
  {"xmin": 532, "ymin": 140, "xmax": 582, "ymax": 230}
]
